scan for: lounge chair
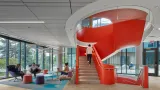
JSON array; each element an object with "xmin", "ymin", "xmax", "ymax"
[{"xmin": 7, "ymin": 65, "xmax": 21, "ymax": 82}]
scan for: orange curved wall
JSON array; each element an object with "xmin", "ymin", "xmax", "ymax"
[{"xmin": 77, "ymin": 9, "xmax": 147, "ymax": 60}]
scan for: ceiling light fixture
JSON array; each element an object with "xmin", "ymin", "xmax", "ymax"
[{"xmin": 0, "ymin": 21, "xmax": 45, "ymax": 24}]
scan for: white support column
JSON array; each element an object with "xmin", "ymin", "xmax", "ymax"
[
  {"xmin": 136, "ymin": 43, "xmax": 143, "ymax": 74},
  {"xmin": 58, "ymin": 46, "xmax": 63, "ymax": 70}
]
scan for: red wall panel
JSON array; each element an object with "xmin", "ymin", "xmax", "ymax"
[{"xmin": 76, "ymin": 9, "xmax": 147, "ymax": 60}]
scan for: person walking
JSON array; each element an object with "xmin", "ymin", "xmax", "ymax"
[{"xmin": 86, "ymin": 44, "xmax": 93, "ymax": 65}]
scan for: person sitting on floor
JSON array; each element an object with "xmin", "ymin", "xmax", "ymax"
[{"xmin": 29, "ymin": 63, "xmax": 41, "ymax": 77}]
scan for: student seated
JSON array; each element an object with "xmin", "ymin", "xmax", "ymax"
[
  {"xmin": 13, "ymin": 64, "xmax": 25, "ymax": 80},
  {"xmin": 58, "ymin": 68, "xmax": 74, "ymax": 81},
  {"xmin": 29, "ymin": 63, "xmax": 41, "ymax": 77},
  {"xmin": 58, "ymin": 63, "xmax": 69, "ymax": 75}
]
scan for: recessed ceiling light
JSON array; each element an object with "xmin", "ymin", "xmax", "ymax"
[
  {"xmin": 0, "ymin": 21, "xmax": 45, "ymax": 24},
  {"xmin": 158, "ymin": 28, "xmax": 160, "ymax": 30}
]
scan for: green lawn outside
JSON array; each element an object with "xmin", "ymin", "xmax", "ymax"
[{"xmin": 0, "ymin": 72, "xmax": 5, "ymax": 77}]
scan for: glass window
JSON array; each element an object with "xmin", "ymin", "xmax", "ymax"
[
  {"xmin": 126, "ymin": 47, "xmax": 136, "ymax": 74},
  {"xmin": 121, "ymin": 49, "xmax": 127, "ymax": 74},
  {"xmin": 9, "ymin": 40, "xmax": 19, "ymax": 77},
  {"xmin": 38, "ymin": 47, "xmax": 43, "ymax": 69},
  {"xmin": 92, "ymin": 18, "xmax": 99, "ymax": 27},
  {"xmin": 0, "ymin": 38, "xmax": 6, "ymax": 78},
  {"xmin": 92, "ymin": 18, "xmax": 112, "ymax": 28},
  {"xmin": 100, "ymin": 18, "xmax": 112, "ymax": 26},
  {"xmin": 9, "ymin": 40, "xmax": 19, "ymax": 65},
  {"xmin": 62, "ymin": 47, "xmax": 66, "ymax": 69},
  {"xmin": 143, "ymin": 41, "xmax": 157, "ymax": 48},
  {"xmin": 50, "ymin": 51, "xmax": 52, "ymax": 71},
  {"xmin": 72, "ymin": 48, "xmax": 76, "ymax": 68},
  {"xmin": 48, "ymin": 49, "xmax": 52, "ymax": 71},
  {"xmin": 26, "ymin": 44, "xmax": 36, "ymax": 70},
  {"xmin": 44, "ymin": 49, "xmax": 50, "ymax": 70},
  {"xmin": 102, "ymin": 51, "xmax": 121, "ymax": 73},
  {"xmin": 82, "ymin": 18, "xmax": 90, "ymax": 27},
  {"xmin": 67, "ymin": 48, "xmax": 72, "ymax": 68},
  {"xmin": 158, "ymin": 42, "xmax": 160, "ymax": 76},
  {"xmin": 53, "ymin": 53, "xmax": 58, "ymax": 71},
  {"xmin": 21, "ymin": 42, "xmax": 25, "ymax": 71}
]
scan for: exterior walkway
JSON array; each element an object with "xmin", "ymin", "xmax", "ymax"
[{"xmin": 0, "ymin": 77, "xmax": 160, "ymax": 90}]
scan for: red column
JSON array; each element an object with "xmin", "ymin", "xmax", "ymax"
[{"xmin": 143, "ymin": 66, "xmax": 148, "ymax": 88}]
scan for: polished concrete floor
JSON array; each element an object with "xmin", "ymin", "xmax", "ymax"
[{"xmin": 0, "ymin": 77, "xmax": 160, "ymax": 90}]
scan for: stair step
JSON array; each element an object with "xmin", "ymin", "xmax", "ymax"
[
  {"xmin": 80, "ymin": 67, "xmax": 95, "ymax": 69},
  {"xmin": 79, "ymin": 64, "xmax": 95, "ymax": 65},
  {"xmin": 79, "ymin": 73, "xmax": 98, "ymax": 76},
  {"xmin": 79, "ymin": 62, "xmax": 88, "ymax": 63},
  {"xmin": 79, "ymin": 66, "xmax": 95, "ymax": 68},
  {"xmin": 79, "ymin": 76, "xmax": 99, "ymax": 79},
  {"xmin": 79, "ymin": 79, "xmax": 100, "ymax": 84},
  {"xmin": 79, "ymin": 70, "xmax": 97, "ymax": 73}
]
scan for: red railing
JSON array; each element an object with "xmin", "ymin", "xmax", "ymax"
[
  {"xmin": 75, "ymin": 45, "xmax": 79, "ymax": 84},
  {"xmin": 92, "ymin": 46, "xmax": 116, "ymax": 85}
]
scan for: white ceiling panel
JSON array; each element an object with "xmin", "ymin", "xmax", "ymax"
[
  {"xmin": 0, "ymin": 0, "xmax": 95, "ymax": 47},
  {"xmin": 0, "ymin": 24, "xmax": 46, "ymax": 30},
  {"xmin": 0, "ymin": 6, "xmax": 37, "ymax": 20},
  {"xmin": 0, "ymin": 0, "xmax": 21, "ymax": 1},
  {"xmin": 45, "ymin": 24, "xmax": 65, "ymax": 30},
  {"xmin": 28, "ymin": 7, "xmax": 71, "ymax": 19},
  {"xmin": 50, "ymin": 30, "xmax": 67, "ymax": 36}
]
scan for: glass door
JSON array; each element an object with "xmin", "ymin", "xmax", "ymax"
[{"xmin": 143, "ymin": 48, "xmax": 158, "ymax": 76}]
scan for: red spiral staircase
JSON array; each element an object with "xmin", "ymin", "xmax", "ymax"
[{"xmin": 75, "ymin": 8, "xmax": 148, "ymax": 88}]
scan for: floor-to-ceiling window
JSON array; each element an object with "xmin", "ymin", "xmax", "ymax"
[
  {"xmin": 62, "ymin": 47, "xmax": 66, "ymax": 69},
  {"xmin": 26, "ymin": 44, "xmax": 36, "ymax": 69},
  {"xmin": 159, "ymin": 42, "xmax": 160, "ymax": 76},
  {"xmin": 143, "ymin": 41, "xmax": 158, "ymax": 76},
  {"xmin": 9, "ymin": 40, "xmax": 19, "ymax": 65},
  {"xmin": 9, "ymin": 40, "xmax": 19, "ymax": 77},
  {"xmin": 0, "ymin": 36, "xmax": 60, "ymax": 79},
  {"xmin": 53, "ymin": 52, "xmax": 58, "ymax": 71},
  {"xmin": 67, "ymin": 48, "xmax": 72, "ymax": 69},
  {"xmin": 49, "ymin": 49, "xmax": 52, "ymax": 71},
  {"xmin": 72, "ymin": 48, "xmax": 76, "ymax": 68},
  {"xmin": 104, "ymin": 51, "xmax": 121, "ymax": 73},
  {"xmin": 121, "ymin": 49, "xmax": 127, "ymax": 74},
  {"xmin": 21, "ymin": 42, "xmax": 25, "ymax": 71},
  {"xmin": 156, "ymin": 41, "xmax": 160, "ymax": 76},
  {"xmin": 126, "ymin": 47, "xmax": 136, "ymax": 74},
  {"xmin": 103, "ymin": 47, "xmax": 136, "ymax": 75},
  {"xmin": 44, "ymin": 48, "xmax": 50, "ymax": 70},
  {"xmin": 38, "ymin": 47, "xmax": 43, "ymax": 69},
  {"xmin": 0, "ymin": 37, "xmax": 6, "ymax": 79}
]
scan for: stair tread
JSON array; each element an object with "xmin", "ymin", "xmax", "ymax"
[
  {"xmin": 79, "ymin": 73, "xmax": 97, "ymax": 74},
  {"xmin": 79, "ymin": 69, "xmax": 96, "ymax": 71},
  {"xmin": 79, "ymin": 79, "xmax": 100, "ymax": 82},
  {"xmin": 79, "ymin": 76, "xmax": 98, "ymax": 78}
]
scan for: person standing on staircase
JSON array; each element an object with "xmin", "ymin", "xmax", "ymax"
[{"xmin": 86, "ymin": 44, "xmax": 93, "ymax": 66}]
